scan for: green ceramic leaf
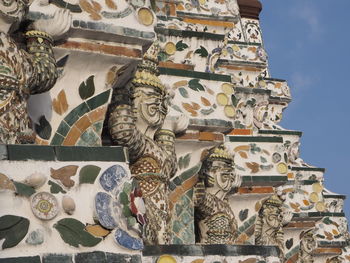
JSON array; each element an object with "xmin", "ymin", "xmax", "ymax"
[
  {"xmin": 200, "ymin": 108, "xmax": 214, "ymax": 115},
  {"xmin": 54, "ymin": 218, "xmax": 102, "ymax": 247},
  {"xmin": 239, "ymin": 209, "xmax": 248, "ymax": 221},
  {"xmin": 178, "ymin": 162, "xmax": 202, "ymax": 180},
  {"xmin": 35, "ymin": 115, "xmax": 52, "ymax": 140},
  {"xmin": 48, "ymin": 180, "xmax": 66, "ymax": 194},
  {"xmin": 175, "ymin": 40, "xmax": 189, "ymax": 51},
  {"xmin": 179, "ymin": 87, "xmax": 189, "ymax": 98},
  {"xmin": 285, "ymin": 238, "xmax": 293, "ymax": 249},
  {"xmin": 188, "ymin": 79, "xmax": 204, "ymax": 91},
  {"xmin": 323, "ymin": 217, "xmax": 332, "ymax": 225},
  {"xmin": 250, "ymin": 143, "xmax": 261, "ymax": 154},
  {"xmin": 231, "ymin": 94, "xmax": 240, "ymax": 107},
  {"xmin": 194, "ymin": 46, "xmax": 208, "ymax": 57},
  {"xmin": 122, "ymin": 206, "xmax": 132, "ymax": 217},
  {"xmin": 79, "ymin": 165, "xmax": 101, "ymax": 184},
  {"xmin": 316, "ymin": 234, "xmax": 325, "ymax": 239},
  {"xmin": 158, "ymin": 51, "xmax": 168, "ymax": 62},
  {"xmin": 119, "ymin": 192, "xmax": 129, "ymax": 205},
  {"xmin": 79, "ymin": 75, "xmax": 95, "ymax": 100},
  {"xmin": 178, "ymin": 156, "xmax": 184, "ymax": 170},
  {"xmin": 246, "ymin": 98, "xmax": 256, "ymax": 107},
  {"xmin": 171, "ymin": 105, "xmax": 183, "ymax": 113},
  {"xmin": 235, "ymin": 165, "xmax": 246, "ymax": 171},
  {"xmin": 123, "ymin": 182, "xmax": 132, "ymax": 194},
  {"xmin": 0, "ymin": 215, "xmax": 29, "ymax": 249},
  {"xmin": 260, "ymin": 164, "xmax": 273, "ymax": 171},
  {"xmin": 183, "ymin": 154, "xmax": 191, "ymax": 169},
  {"xmin": 13, "ymin": 181, "xmax": 35, "ymax": 197},
  {"xmin": 260, "ymin": 156, "xmax": 267, "ymax": 163}
]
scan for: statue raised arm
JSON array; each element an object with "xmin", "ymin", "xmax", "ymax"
[{"xmin": 0, "ymin": 2, "xmax": 71, "ymax": 144}]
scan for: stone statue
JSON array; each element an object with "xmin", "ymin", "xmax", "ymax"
[
  {"xmin": 0, "ymin": 1, "xmax": 71, "ymax": 144},
  {"xmin": 194, "ymin": 144, "xmax": 241, "ymax": 244},
  {"xmin": 298, "ymin": 229, "xmax": 316, "ymax": 263},
  {"xmin": 254, "ymin": 193, "xmax": 285, "ymax": 258},
  {"xmin": 108, "ymin": 41, "xmax": 187, "ymax": 245}
]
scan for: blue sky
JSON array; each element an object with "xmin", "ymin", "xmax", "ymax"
[{"xmin": 260, "ymin": 0, "xmax": 350, "ymax": 216}]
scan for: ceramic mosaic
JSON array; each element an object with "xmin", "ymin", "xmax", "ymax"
[
  {"xmin": 242, "ymin": 18, "xmax": 263, "ymax": 44},
  {"xmin": 1, "ymin": 0, "xmax": 350, "ymax": 262}
]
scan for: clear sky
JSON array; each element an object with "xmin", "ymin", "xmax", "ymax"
[{"xmin": 260, "ymin": 0, "xmax": 350, "ymax": 217}]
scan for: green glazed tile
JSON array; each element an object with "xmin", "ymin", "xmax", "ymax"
[
  {"xmin": 86, "ymin": 90, "xmax": 110, "ymax": 111},
  {"xmin": 64, "ymin": 103, "xmax": 90, "ymax": 126},
  {"xmin": 50, "ymin": 133, "xmax": 65, "ymax": 146},
  {"xmin": 7, "ymin": 145, "xmax": 55, "ymax": 161},
  {"xmin": 56, "ymin": 121, "xmax": 71, "ymax": 137}
]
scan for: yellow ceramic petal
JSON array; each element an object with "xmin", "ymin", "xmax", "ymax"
[
  {"xmin": 315, "ymin": 201, "xmax": 325, "ymax": 212},
  {"xmin": 216, "ymin": 93, "xmax": 229, "ymax": 106},
  {"xmin": 232, "ymin": 44, "xmax": 240, "ymax": 52},
  {"xmin": 199, "ymin": 0, "xmax": 206, "ymax": 4},
  {"xmin": 157, "ymin": 255, "xmax": 177, "ymax": 263},
  {"xmin": 85, "ymin": 224, "xmax": 111, "ymax": 237},
  {"xmin": 221, "ymin": 83, "xmax": 234, "ymax": 95},
  {"xmin": 138, "ymin": 8, "xmax": 154, "ymax": 26},
  {"xmin": 309, "ymin": 192, "xmax": 319, "ymax": 203},
  {"xmin": 258, "ymin": 80, "xmax": 266, "ymax": 87},
  {"xmin": 224, "ymin": 105, "xmax": 236, "ymax": 118},
  {"xmin": 165, "ymin": 42, "xmax": 176, "ymax": 55},
  {"xmin": 277, "ymin": 163, "xmax": 288, "ymax": 174},
  {"xmin": 312, "ymin": 182, "xmax": 323, "ymax": 193}
]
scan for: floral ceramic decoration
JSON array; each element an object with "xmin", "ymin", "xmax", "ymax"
[{"xmin": 31, "ymin": 192, "xmax": 59, "ymax": 220}]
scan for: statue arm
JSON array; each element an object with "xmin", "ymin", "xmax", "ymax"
[
  {"xmin": 24, "ymin": 9, "xmax": 72, "ymax": 94},
  {"xmin": 194, "ymin": 187, "xmax": 217, "ymax": 217},
  {"xmin": 108, "ymin": 94, "xmax": 146, "ymax": 161},
  {"xmin": 154, "ymin": 128, "xmax": 177, "ymax": 174},
  {"xmin": 23, "ymin": 30, "xmax": 58, "ymax": 95}
]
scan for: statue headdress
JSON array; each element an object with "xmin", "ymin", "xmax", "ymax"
[
  {"xmin": 263, "ymin": 194, "xmax": 283, "ymax": 208},
  {"xmin": 206, "ymin": 144, "xmax": 234, "ymax": 163},
  {"xmin": 132, "ymin": 41, "xmax": 165, "ymax": 93}
]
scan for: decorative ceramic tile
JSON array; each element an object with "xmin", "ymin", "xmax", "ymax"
[
  {"xmin": 99, "ymin": 165, "xmax": 127, "ymax": 192},
  {"xmin": 31, "ymin": 192, "xmax": 59, "ymax": 220},
  {"xmin": 95, "ymin": 192, "xmax": 118, "ymax": 229},
  {"xmin": 114, "ymin": 228, "xmax": 143, "ymax": 250}
]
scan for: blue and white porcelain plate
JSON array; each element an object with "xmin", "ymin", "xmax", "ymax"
[
  {"xmin": 95, "ymin": 192, "xmax": 118, "ymax": 229},
  {"xmin": 99, "ymin": 165, "xmax": 127, "ymax": 192},
  {"xmin": 114, "ymin": 228, "xmax": 144, "ymax": 250}
]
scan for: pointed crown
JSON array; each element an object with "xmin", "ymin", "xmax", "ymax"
[
  {"xmin": 207, "ymin": 144, "xmax": 234, "ymax": 163},
  {"xmin": 132, "ymin": 41, "xmax": 165, "ymax": 93},
  {"xmin": 264, "ymin": 194, "xmax": 283, "ymax": 207}
]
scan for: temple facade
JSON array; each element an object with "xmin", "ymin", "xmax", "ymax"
[{"xmin": 0, "ymin": 0, "xmax": 349, "ymax": 262}]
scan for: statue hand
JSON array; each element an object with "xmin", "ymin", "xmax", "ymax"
[
  {"xmin": 33, "ymin": 9, "xmax": 72, "ymax": 39},
  {"xmin": 173, "ymin": 114, "xmax": 189, "ymax": 134},
  {"xmin": 282, "ymin": 210, "xmax": 293, "ymax": 225},
  {"xmin": 162, "ymin": 114, "xmax": 189, "ymax": 134}
]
